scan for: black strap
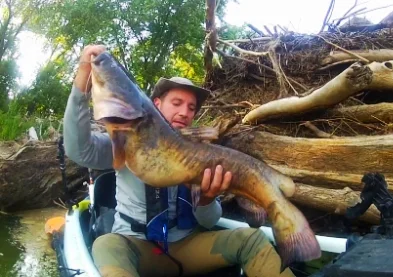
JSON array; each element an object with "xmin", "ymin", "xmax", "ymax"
[
  {"xmin": 57, "ymin": 136, "xmax": 78, "ymax": 214},
  {"xmin": 119, "ymin": 212, "xmax": 147, "ymax": 233}
]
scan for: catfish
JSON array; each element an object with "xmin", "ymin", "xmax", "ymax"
[{"xmin": 89, "ymin": 51, "xmax": 321, "ymax": 268}]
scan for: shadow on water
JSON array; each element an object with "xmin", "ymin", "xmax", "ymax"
[{"xmin": 0, "ymin": 207, "xmax": 65, "ymax": 277}]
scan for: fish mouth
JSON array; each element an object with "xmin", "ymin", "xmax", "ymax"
[{"xmin": 93, "ymin": 97, "xmax": 142, "ymax": 122}]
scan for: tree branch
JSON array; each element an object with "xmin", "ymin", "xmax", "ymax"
[
  {"xmin": 319, "ymin": 0, "xmax": 335, "ymax": 33},
  {"xmin": 314, "ymin": 34, "xmax": 370, "ymax": 63},
  {"xmin": 217, "ymin": 38, "xmax": 268, "ymax": 56}
]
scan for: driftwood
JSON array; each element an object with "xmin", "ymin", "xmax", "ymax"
[
  {"xmin": 223, "ymin": 131, "xmax": 393, "ymax": 192},
  {"xmin": 324, "ymin": 102, "xmax": 393, "ymax": 124},
  {"xmin": 292, "ymin": 183, "xmax": 379, "ymax": 225},
  {"xmin": 242, "ymin": 60, "xmax": 393, "ymax": 124},
  {"xmin": 322, "ymin": 49, "xmax": 393, "ymax": 65}
]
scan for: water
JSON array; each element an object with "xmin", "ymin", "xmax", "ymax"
[{"xmin": 0, "ymin": 207, "xmax": 65, "ymax": 277}]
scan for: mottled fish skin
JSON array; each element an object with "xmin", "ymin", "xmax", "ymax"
[{"xmin": 90, "ymin": 52, "xmax": 321, "ymax": 268}]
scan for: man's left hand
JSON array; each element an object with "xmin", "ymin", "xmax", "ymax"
[{"xmin": 198, "ymin": 165, "xmax": 232, "ymax": 206}]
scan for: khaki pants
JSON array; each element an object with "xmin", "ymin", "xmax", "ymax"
[{"xmin": 92, "ymin": 227, "xmax": 295, "ymax": 277}]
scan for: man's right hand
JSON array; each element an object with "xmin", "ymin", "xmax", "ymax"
[{"xmin": 74, "ymin": 44, "xmax": 107, "ymax": 93}]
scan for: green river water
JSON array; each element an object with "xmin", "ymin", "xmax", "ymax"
[{"xmin": 0, "ymin": 207, "xmax": 65, "ymax": 277}]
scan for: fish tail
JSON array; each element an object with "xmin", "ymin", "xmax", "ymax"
[{"xmin": 269, "ymin": 200, "xmax": 321, "ymax": 270}]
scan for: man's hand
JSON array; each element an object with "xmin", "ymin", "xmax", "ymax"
[
  {"xmin": 198, "ymin": 165, "xmax": 232, "ymax": 206},
  {"xmin": 74, "ymin": 44, "xmax": 107, "ymax": 93}
]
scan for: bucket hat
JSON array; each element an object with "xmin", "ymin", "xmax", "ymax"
[{"xmin": 151, "ymin": 77, "xmax": 211, "ymax": 112}]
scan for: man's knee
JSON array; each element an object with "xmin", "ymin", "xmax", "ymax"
[
  {"xmin": 92, "ymin": 233, "xmax": 141, "ymax": 276},
  {"xmin": 210, "ymin": 227, "xmax": 271, "ymax": 265},
  {"xmin": 92, "ymin": 233, "xmax": 127, "ymax": 257}
]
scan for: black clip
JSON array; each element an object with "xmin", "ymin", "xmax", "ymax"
[{"xmin": 345, "ymin": 172, "xmax": 393, "ymax": 237}]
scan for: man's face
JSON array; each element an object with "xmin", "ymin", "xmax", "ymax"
[{"xmin": 153, "ymin": 88, "xmax": 197, "ymax": 129}]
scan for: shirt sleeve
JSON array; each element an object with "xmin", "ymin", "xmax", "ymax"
[
  {"xmin": 63, "ymin": 85, "xmax": 114, "ymax": 170},
  {"xmin": 193, "ymin": 198, "xmax": 222, "ymax": 229}
]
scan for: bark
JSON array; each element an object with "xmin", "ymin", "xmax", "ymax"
[
  {"xmin": 324, "ymin": 102, "xmax": 393, "ymax": 124},
  {"xmin": 321, "ymin": 49, "xmax": 393, "ymax": 65},
  {"xmin": 223, "ymin": 131, "xmax": 393, "ymax": 192},
  {"xmin": 292, "ymin": 183, "xmax": 380, "ymax": 225},
  {"xmin": 0, "ymin": 141, "xmax": 88, "ymax": 212},
  {"xmin": 242, "ymin": 60, "xmax": 393, "ymax": 123}
]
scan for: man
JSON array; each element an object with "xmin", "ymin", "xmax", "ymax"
[{"xmin": 64, "ymin": 45, "xmax": 295, "ymax": 277}]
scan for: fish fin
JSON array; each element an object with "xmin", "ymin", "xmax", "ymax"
[
  {"xmin": 276, "ymin": 222, "xmax": 321, "ymax": 270},
  {"xmin": 277, "ymin": 229, "xmax": 321, "ymax": 271},
  {"xmin": 191, "ymin": 184, "xmax": 201, "ymax": 212},
  {"xmin": 276, "ymin": 177, "xmax": 296, "ymax": 198},
  {"xmin": 179, "ymin": 126, "xmax": 219, "ymax": 142},
  {"xmin": 235, "ymin": 196, "xmax": 267, "ymax": 227},
  {"xmin": 112, "ymin": 131, "xmax": 127, "ymax": 170}
]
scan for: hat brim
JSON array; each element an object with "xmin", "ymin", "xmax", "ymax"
[{"xmin": 151, "ymin": 78, "xmax": 210, "ymax": 111}]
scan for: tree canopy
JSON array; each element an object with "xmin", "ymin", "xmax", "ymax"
[{"xmin": 0, "ymin": 0, "xmax": 237, "ymax": 122}]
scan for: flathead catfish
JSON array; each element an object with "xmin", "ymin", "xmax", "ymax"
[{"xmin": 89, "ymin": 51, "xmax": 321, "ymax": 267}]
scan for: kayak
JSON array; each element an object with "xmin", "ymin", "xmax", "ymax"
[{"xmin": 48, "ymin": 170, "xmax": 353, "ymax": 277}]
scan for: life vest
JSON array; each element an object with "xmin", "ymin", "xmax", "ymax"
[{"xmin": 119, "ymin": 184, "xmax": 197, "ymax": 253}]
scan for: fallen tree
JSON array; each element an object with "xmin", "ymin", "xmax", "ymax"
[{"xmin": 0, "ymin": 140, "xmax": 88, "ymax": 211}]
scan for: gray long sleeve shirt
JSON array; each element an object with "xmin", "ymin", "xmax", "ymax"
[{"xmin": 63, "ymin": 85, "xmax": 222, "ymax": 242}]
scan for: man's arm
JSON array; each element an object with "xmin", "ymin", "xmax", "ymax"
[
  {"xmin": 63, "ymin": 85, "xmax": 114, "ymax": 170},
  {"xmin": 193, "ymin": 197, "xmax": 222, "ymax": 229},
  {"xmin": 63, "ymin": 44, "xmax": 113, "ymax": 170}
]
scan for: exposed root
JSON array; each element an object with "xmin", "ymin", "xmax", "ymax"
[{"xmin": 301, "ymin": 121, "xmax": 338, "ymax": 138}]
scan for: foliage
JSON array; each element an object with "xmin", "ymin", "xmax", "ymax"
[
  {"xmin": 0, "ymin": 59, "xmax": 19, "ymax": 111},
  {"xmin": 0, "ymin": 0, "xmax": 240, "ymax": 141},
  {"xmin": 218, "ymin": 23, "xmax": 256, "ymax": 40},
  {"xmin": 30, "ymin": 0, "xmax": 234, "ymax": 92},
  {"xmin": 0, "ymin": 112, "xmax": 29, "ymax": 141},
  {"xmin": 0, "ymin": 109, "xmax": 62, "ymax": 141},
  {"xmin": 12, "ymin": 55, "xmax": 72, "ymax": 118}
]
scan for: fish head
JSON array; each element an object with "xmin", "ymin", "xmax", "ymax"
[
  {"xmin": 90, "ymin": 51, "xmax": 150, "ymax": 170},
  {"xmin": 90, "ymin": 51, "xmax": 147, "ymax": 124}
]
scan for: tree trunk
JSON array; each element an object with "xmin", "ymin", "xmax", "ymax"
[
  {"xmin": 0, "ymin": 141, "xmax": 88, "ymax": 212},
  {"xmin": 204, "ymin": 0, "xmax": 216, "ymax": 74},
  {"xmin": 223, "ymin": 131, "xmax": 393, "ymax": 191}
]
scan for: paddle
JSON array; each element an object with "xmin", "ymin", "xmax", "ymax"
[{"xmin": 45, "ymin": 216, "xmax": 65, "ymax": 235}]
